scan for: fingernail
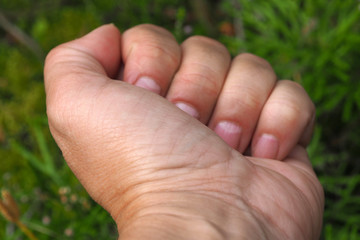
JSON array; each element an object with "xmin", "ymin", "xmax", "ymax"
[
  {"xmin": 214, "ymin": 121, "xmax": 242, "ymax": 148},
  {"xmin": 253, "ymin": 134, "xmax": 279, "ymax": 159},
  {"xmin": 175, "ymin": 102, "xmax": 199, "ymax": 119},
  {"xmin": 135, "ymin": 76, "xmax": 161, "ymax": 94}
]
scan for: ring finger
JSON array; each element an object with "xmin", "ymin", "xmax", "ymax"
[{"xmin": 208, "ymin": 53, "xmax": 277, "ymax": 151}]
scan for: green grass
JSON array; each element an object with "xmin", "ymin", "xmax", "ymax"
[{"xmin": 1, "ymin": 0, "xmax": 359, "ymax": 239}]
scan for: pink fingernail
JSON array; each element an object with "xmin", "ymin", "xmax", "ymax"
[
  {"xmin": 214, "ymin": 121, "xmax": 242, "ymax": 148},
  {"xmin": 175, "ymin": 102, "xmax": 199, "ymax": 119},
  {"xmin": 135, "ymin": 76, "xmax": 161, "ymax": 94},
  {"xmin": 253, "ymin": 134, "xmax": 279, "ymax": 159}
]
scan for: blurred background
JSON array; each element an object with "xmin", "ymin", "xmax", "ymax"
[{"xmin": 0, "ymin": 0, "xmax": 359, "ymax": 239}]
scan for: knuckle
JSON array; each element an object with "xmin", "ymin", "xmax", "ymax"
[
  {"xmin": 183, "ymin": 36, "xmax": 229, "ymax": 57},
  {"xmin": 270, "ymin": 99, "xmax": 304, "ymax": 126},
  {"xmin": 280, "ymin": 80, "xmax": 309, "ymax": 97},
  {"xmin": 185, "ymin": 35, "xmax": 223, "ymax": 47},
  {"xmin": 279, "ymin": 80, "xmax": 316, "ymax": 119},
  {"xmin": 124, "ymin": 26, "xmax": 180, "ymax": 68},
  {"xmin": 281, "ymin": 79, "xmax": 305, "ymax": 92},
  {"xmin": 131, "ymin": 24, "xmax": 174, "ymax": 39},
  {"xmin": 235, "ymin": 53, "xmax": 274, "ymax": 72},
  {"xmin": 233, "ymin": 54, "xmax": 276, "ymax": 81}
]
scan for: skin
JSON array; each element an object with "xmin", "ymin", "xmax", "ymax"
[{"xmin": 44, "ymin": 24, "xmax": 324, "ymax": 239}]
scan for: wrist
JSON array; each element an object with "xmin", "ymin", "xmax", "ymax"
[{"xmin": 115, "ymin": 192, "xmax": 268, "ymax": 240}]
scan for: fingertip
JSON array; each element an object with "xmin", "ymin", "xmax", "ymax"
[
  {"xmin": 135, "ymin": 76, "xmax": 161, "ymax": 94},
  {"xmin": 44, "ymin": 24, "xmax": 123, "ymax": 108},
  {"xmin": 252, "ymin": 134, "xmax": 280, "ymax": 160},
  {"xmin": 66, "ymin": 24, "xmax": 122, "ymax": 78},
  {"xmin": 121, "ymin": 24, "xmax": 181, "ymax": 95},
  {"xmin": 214, "ymin": 121, "xmax": 242, "ymax": 149},
  {"xmin": 250, "ymin": 80, "xmax": 315, "ymax": 161}
]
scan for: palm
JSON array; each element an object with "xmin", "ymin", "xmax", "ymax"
[
  {"xmin": 54, "ymin": 79, "xmax": 323, "ymax": 240},
  {"xmin": 243, "ymin": 156, "xmax": 323, "ymax": 239}
]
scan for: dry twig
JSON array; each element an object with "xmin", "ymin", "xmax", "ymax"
[
  {"xmin": 0, "ymin": 189, "xmax": 38, "ymax": 240},
  {"xmin": 0, "ymin": 11, "xmax": 44, "ymax": 61}
]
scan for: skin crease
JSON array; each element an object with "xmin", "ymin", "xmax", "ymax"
[{"xmin": 44, "ymin": 24, "xmax": 324, "ymax": 239}]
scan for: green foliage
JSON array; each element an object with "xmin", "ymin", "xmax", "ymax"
[
  {"xmin": 0, "ymin": 0, "xmax": 359, "ymax": 239},
  {"xmin": 10, "ymin": 120, "xmax": 63, "ymax": 186},
  {"xmin": 219, "ymin": 0, "xmax": 360, "ymax": 238}
]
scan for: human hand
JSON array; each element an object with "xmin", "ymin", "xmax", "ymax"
[{"xmin": 44, "ymin": 24, "xmax": 324, "ymax": 239}]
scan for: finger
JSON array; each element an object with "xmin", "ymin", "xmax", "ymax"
[
  {"xmin": 247, "ymin": 145, "xmax": 315, "ymax": 185},
  {"xmin": 208, "ymin": 53, "xmax": 277, "ymax": 150},
  {"xmin": 45, "ymin": 24, "xmax": 121, "ymax": 84},
  {"xmin": 285, "ymin": 144, "xmax": 313, "ymax": 169},
  {"xmin": 166, "ymin": 36, "xmax": 231, "ymax": 122},
  {"xmin": 44, "ymin": 24, "xmax": 122, "ymax": 132},
  {"xmin": 251, "ymin": 80, "xmax": 316, "ymax": 160},
  {"xmin": 45, "ymin": 24, "xmax": 121, "ymax": 94},
  {"xmin": 121, "ymin": 24, "xmax": 181, "ymax": 95}
]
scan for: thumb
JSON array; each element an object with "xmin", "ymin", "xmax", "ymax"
[
  {"xmin": 44, "ymin": 24, "xmax": 122, "ymax": 138},
  {"xmin": 43, "ymin": 24, "xmax": 126, "ymax": 219},
  {"xmin": 44, "ymin": 24, "xmax": 121, "ymax": 96}
]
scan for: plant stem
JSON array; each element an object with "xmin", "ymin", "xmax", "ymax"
[
  {"xmin": 16, "ymin": 220, "xmax": 38, "ymax": 240},
  {"xmin": 189, "ymin": 0, "xmax": 216, "ymax": 36},
  {"xmin": 0, "ymin": 11, "xmax": 44, "ymax": 61}
]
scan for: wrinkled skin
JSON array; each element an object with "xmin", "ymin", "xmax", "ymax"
[{"xmin": 44, "ymin": 24, "xmax": 324, "ymax": 239}]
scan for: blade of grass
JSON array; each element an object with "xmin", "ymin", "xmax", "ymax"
[{"xmin": 10, "ymin": 139, "xmax": 62, "ymax": 186}]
